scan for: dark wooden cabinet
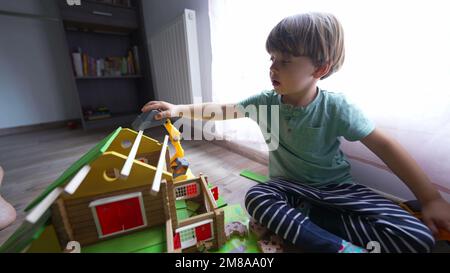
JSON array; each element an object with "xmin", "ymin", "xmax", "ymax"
[
  {"xmin": 58, "ymin": 0, "xmax": 138, "ymax": 30},
  {"xmin": 58, "ymin": 0, "xmax": 154, "ymax": 130}
]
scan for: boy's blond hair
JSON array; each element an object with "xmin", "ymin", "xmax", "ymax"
[{"xmin": 266, "ymin": 12, "xmax": 345, "ymax": 80}]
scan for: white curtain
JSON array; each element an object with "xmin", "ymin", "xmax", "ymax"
[{"xmin": 208, "ymin": 0, "xmax": 450, "ymax": 194}]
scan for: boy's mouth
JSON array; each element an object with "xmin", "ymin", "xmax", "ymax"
[{"xmin": 272, "ymin": 79, "xmax": 281, "ymax": 87}]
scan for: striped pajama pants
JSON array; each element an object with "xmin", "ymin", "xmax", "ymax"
[{"xmin": 244, "ymin": 178, "xmax": 435, "ymax": 253}]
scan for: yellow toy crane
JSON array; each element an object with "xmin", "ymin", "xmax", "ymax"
[
  {"xmin": 163, "ymin": 118, "xmax": 195, "ymax": 181},
  {"xmin": 132, "ymin": 110, "xmax": 195, "ymax": 182}
]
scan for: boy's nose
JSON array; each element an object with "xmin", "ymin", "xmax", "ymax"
[
  {"xmin": 270, "ymin": 63, "xmax": 279, "ymax": 75},
  {"xmin": 270, "ymin": 63, "xmax": 278, "ymax": 73}
]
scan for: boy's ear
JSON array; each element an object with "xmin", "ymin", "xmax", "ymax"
[{"xmin": 312, "ymin": 63, "xmax": 331, "ymax": 79}]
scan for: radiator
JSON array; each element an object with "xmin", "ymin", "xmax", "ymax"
[{"xmin": 149, "ymin": 9, "xmax": 202, "ymax": 105}]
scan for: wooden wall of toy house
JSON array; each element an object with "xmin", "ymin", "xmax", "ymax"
[
  {"xmin": 57, "ymin": 0, "xmax": 154, "ymax": 130},
  {"xmin": 52, "ymin": 183, "xmax": 169, "ymax": 247}
]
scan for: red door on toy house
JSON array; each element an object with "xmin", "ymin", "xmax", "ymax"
[{"xmin": 89, "ymin": 192, "xmax": 147, "ymax": 238}]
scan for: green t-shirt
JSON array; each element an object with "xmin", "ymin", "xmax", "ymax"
[{"xmin": 237, "ymin": 87, "xmax": 375, "ymax": 187}]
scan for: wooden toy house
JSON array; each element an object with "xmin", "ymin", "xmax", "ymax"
[{"xmin": 0, "ymin": 127, "xmax": 226, "ymax": 253}]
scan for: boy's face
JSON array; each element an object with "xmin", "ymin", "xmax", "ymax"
[{"xmin": 269, "ymin": 51, "xmax": 318, "ymax": 96}]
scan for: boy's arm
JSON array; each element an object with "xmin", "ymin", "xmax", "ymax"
[
  {"xmin": 141, "ymin": 101, "xmax": 244, "ymax": 120},
  {"xmin": 361, "ymin": 128, "xmax": 450, "ymax": 234}
]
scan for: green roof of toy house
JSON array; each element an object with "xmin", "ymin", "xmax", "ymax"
[{"xmin": 24, "ymin": 127, "xmax": 122, "ymax": 212}]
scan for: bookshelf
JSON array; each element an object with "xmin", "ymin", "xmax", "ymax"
[
  {"xmin": 57, "ymin": 0, "xmax": 154, "ymax": 130},
  {"xmin": 75, "ymin": 75, "xmax": 143, "ymax": 80}
]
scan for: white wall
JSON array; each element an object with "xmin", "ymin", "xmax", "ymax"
[
  {"xmin": 0, "ymin": 0, "xmax": 80, "ymax": 129},
  {"xmin": 141, "ymin": 0, "xmax": 212, "ymax": 103}
]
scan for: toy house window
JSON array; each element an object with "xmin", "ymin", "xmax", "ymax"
[
  {"xmin": 179, "ymin": 229, "xmax": 196, "ymax": 249},
  {"xmin": 174, "ymin": 219, "xmax": 214, "ymax": 249},
  {"xmin": 89, "ymin": 192, "xmax": 147, "ymax": 238},
  {"xmin": 174, "ymin": 182, "xmax": 199, "ymax": 200}
]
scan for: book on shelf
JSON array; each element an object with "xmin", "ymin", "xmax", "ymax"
[
  {"xmin": 71, "ymin": 46, "xmax": 140, "ymax": 78},
  {"xmin": 132, "ymin": 45, "xmax": 140, "ymax": 74},
  {"xmin": 71, "ymin": 53, "xmax": 83, "ymax": 77},
  {"xmin": 96, "ymin": 59, "xmax": 102, "ymax": 77},
  {"xmin": 82, "ymin": 54, "xmax": 88, "ymax": 76}
]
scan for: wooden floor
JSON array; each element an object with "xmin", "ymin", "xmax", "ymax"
[
  {"xmin": 0, "ymin": 126, "xmax": 266, "ymax": 246},
  {"xmin": 1, "ymin": 126, "xmax": 448, "ymax": 252}
]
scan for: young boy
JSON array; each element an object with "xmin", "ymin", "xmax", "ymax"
[{"xmin": 142, "ymin": 12, "xmax": 450, "ymax": 253}]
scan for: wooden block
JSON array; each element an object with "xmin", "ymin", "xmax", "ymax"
[
  {"xmin": 72, "ymin": 229, "xmax": 100, "ymax": 246},
  {"xmin": 165, "ymin": 218, "xmax": 175, "ymax": 253},
  {"xmin": 165, "ymin": 149, "xmax": 171, "ymax": 174},
  {"xmin": 55, "ymin": 198, "xmax": 75, "ymax": 241},
  {"xmin": 214, "ymin": 209, "xmax": 226, "ymax": 248},
  {"xmin": 72, "ymin": 225, "xmax": 98, "ymax": 239},
  {"xmin": 143, "ymin": 200, "xmax": 164, "ymax": 212},
  {"xmin": 51, "ymin": 202, "xmax": 71, "ymax": 248},
  {"xmin": 199, "ymin": 175, "xmax": 217, "ymax": 211},
  {"xmin": 160, "ymin": 181, "xmax": 170, "ymax": 220},
  {"xmin": 177, "ymin": 212, "xmax": 215, "ymax": 229},
  {"xmin": 166, "ymin": 182, "xmax": 178, "ymax": 228}
]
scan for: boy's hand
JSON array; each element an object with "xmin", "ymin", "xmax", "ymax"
[
  {"xmin": 421, "ymin": 197, "xmax": 450, "ymax": 236},
  {"xmin": 141, "ymin": 101, "xmax": 178, "ymax": 120}
]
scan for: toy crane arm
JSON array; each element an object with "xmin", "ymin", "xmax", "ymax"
[
  {"xmin": 163, "ymin": 119, "xmax": 184, "ymax": 164},
  {"xmin": 131, "ymin": 110, "xmax": 191, "ymax": 180}
]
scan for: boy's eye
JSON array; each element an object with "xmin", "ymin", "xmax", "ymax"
[{"xmin": 269, "ymin": 57, "xmax": 290, "ymax": 64}]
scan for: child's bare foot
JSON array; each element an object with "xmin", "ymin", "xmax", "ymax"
[{"xmin": 0, "ymin": 166, "xmax": 16, "ymax": 230}]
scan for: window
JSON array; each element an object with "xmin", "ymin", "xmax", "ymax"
[
  {"xmin": 174, "ymin": 182, "xmax": 199, "ymax": 200},
  {"xmin": 179, "ymin": 229, "xmax": 196, "ymax": 249},
  {"xmin": 209, "ymin": 0, "xmax": 450, "ymax": 195}
]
